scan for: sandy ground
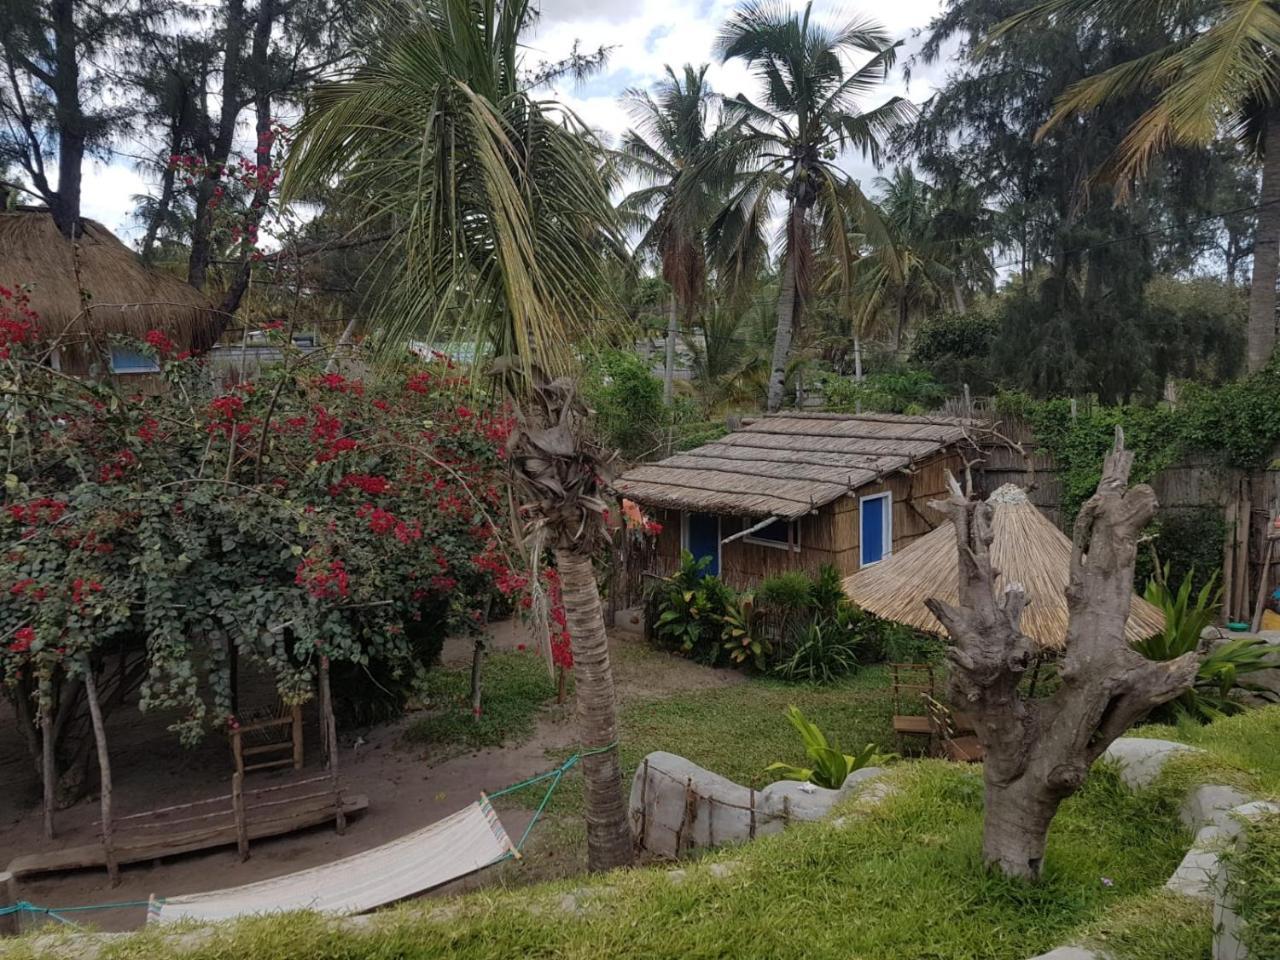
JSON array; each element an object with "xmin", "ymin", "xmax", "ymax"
[{"xmin": 0, "ymin": 611, "xmax": 739, "ymax": 932}]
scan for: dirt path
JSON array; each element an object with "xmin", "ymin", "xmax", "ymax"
[{"xmin": 0, "ymin": 615, "xmax": 733, "ymax": 932}]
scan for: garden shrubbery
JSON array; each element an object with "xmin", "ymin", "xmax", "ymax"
[
  {"xmin": 646, "ymin": 554, "xmax": 943, "ymax": 679},
  {"xmin": 0, "ymin": 302, "xmax": 526, "ymax": 749}
]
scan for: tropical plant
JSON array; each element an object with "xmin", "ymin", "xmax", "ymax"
[
  {"xmin": 285, "ymin": 0, "xmax": 633, "ymax": 870},
  {"xmin": 650, "ymin": 551, "xmax": 737, "ymax": 665},
  {"xmin": 1134, "ymin": 566, "xmax": 1223, "ymax": 662},
  {"xmin": 774, "ymin": 620, "xmax": 860, "ymax": 683},
  {"xmin": 989, "ymin": 0, "xmax": 1280, "ymax": 371},
  {"xmin": 712, "ymin": 0, "xmax": 914, "ymax": 412},
  {"xmin": 1137, "ymin": 566, "xmax": 1278, "ymax": 722},
  {"xmin": 618, "ymin": 64, "xmax": 728, "ymax": 405},
  {"xmin": 766, "ymin": 705, "xmax": 885, "ymax": 789},
  {"xmin": 720, "ymin": 592, "xmax": 771, "ymax": 669},
  {"xmin": 851, "ymin": 168, "xmax": 954, "ymax": 351}
]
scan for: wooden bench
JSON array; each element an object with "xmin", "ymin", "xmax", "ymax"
[{"xmin": 6, "ymin": 772, "xmax": 365, "ymax": 881}]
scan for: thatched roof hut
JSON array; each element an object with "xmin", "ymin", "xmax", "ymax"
[
  {"xmin": 0, "ymin": 208, "xmax": 219, "ymax": 376},
  {"xmin": 617, "ymin": 412, "xmax": 976, "ymax": 520},
  {"xmin": 842, "ymin": 484, "xmax": 1165, "ymax": 649}
]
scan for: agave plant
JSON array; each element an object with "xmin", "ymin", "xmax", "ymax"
[
  {"xmin": 1137, "ymin": 566, "xmax": 1278, "ymax": 722},
  {"xmin": 766, "ymin": 705, "xmax": 887, "ymax": 789}
]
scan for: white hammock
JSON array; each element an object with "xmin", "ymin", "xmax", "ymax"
[{"xmin": 149, "ymin": 796, "xmax": 517, "ymax": 925}]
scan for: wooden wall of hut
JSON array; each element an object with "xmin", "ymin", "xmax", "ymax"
[{"xmin": 644, "ymin": 450, "xmax": 963, "ymax": 589}]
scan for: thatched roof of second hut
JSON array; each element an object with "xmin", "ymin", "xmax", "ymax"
[
  {"xmin": 842, "ymin": 485, "xmax": 1164, "ymax": 649},
  {"xmin": 0, "ymin": 208, "xmax": 218, "ymax": 349}
]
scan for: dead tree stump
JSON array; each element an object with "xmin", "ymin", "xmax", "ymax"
[{"xmin": 924, "ymin": 428, "xmax": 1198, "ymax": 880}]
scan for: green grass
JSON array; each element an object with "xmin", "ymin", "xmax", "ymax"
[
  {"xmin": 1130, "ymin": 707, "xmax": 1280, "ymax": 795},
  {"xmin": 80, "ymin": 761, "xmax": 1192, "ymax": 960},
  {"xmin": 503, "ymin": 663, "xmax": 896, "ymax": 817},
  {"xmin": 405, "ymin": 651, "xmax": 559, "ymax": 759},
  {"xmin": 1224, "ymin": 811, "xmax": 1280, "ymax": 960},
  {"xmin": 1076, "ymin": 890, "xmax": 1211, "ymax": 960}
]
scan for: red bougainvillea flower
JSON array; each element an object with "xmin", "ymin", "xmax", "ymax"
[
  {"xmin": 9, "ymin": 625, "xmax": 35, "ymax": 653},
  {"xmin": 295, "ymin": 557, "xmax": 350, "ymax": 599},
  {"xmin": 98, "ymin": 449, "xmax": 138, "ymax": 483},
  {"xmin": 144, "ymin": 329, "xmax": 176, "ymax": 356}
]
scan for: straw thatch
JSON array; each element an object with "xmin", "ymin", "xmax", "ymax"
[
  {"xmin": 0, "ymin": 208, "xmax": 218, "ymax": 349},
  {"xmin": 842, "ymin": 484, "xmax": 1165, "ymax": 649},
  {"xmin": 615, "ymin": 412, "xmax": 975, "ymax": 519}
]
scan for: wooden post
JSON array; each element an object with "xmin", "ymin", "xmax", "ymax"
[
  {"xmin": 0, "ymin": 871, "xmax": 18, "ymax": 937},
  {"xmin": 83, "ymin": 668, "xmax": 118, "ymax": 885},
  {"xmin": 1236, "ymin": 488, "xmax": 1252, "ymax": 618},
  {"xmin": 748, "ymin": 789, "xmax": 757, "ymax": 840},
  {"xmin": 1224, "ymin": 496, "xmax": 1238, "ymax": 623},
  {"xmin": 231, "ymin": 727, "xmax": 245, "ymax": 780},
  {"xmin": 232, "ymin": 771, "xmax": 249, "ymax": 861},
  {"xmin": 469, "ymin": 637, "xmax": 485, "ymax": 723},
  {"xmin": 40, "ymin": 694, "xmax": 55, "ymax": 840},
  {"xmin": 556, "ymin": 666, "xmax": 567, "ymax": 705},
  {"xmin": 290, "ymin": 703, "xmax": 304, "ymax": 770},
  {"xmin": 318, "ymin": 657, "xmax": 345, "ymax": 834},
  {"xmin": 637, "ymin": 758, "xmax": 649, "ymax": 852}
]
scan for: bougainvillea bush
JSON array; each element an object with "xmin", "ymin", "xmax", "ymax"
[{"xmin": 0, "ymin": 295, "xmax": 524, "ymax": 764}]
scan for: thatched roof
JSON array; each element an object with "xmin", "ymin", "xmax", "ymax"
[
  {"xmin": 0, "ymin": 208, "xmax": 218, "ymax": 347},
  {"xmin": 842, "ymin": 485, "xmax": 1165, "ymax": 649},
  {"xmin": 615, "ymin": 412, "xmax": 975, "ymax": 520}
]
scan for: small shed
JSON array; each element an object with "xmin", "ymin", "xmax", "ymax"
[
  {"xmin": 842, "ymin": 484, "xmax": 1165, "ymax": 648},
  {"xmin": 615, "ymin": 412, "xmax": 977, "ymax": 587},
  {"xmin": 0, "ymin": 208, "xmax": 218, "ymax": 390}
]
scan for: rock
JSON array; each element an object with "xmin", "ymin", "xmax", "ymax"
[
  {"xmin": 1165, "ymin": 824, "xmax": 1226, "ymax": 899},
  {"xmin": 1181, "ymin": 785, "xmax": 1253, "ymax": 831},
  {"xmin": 628, "ymin": 752, "xmax": 888, "ymax": 857},
  {"xmin": 1025, "ymin": 947, "xmax": 1107, "ymax": 960},
  {"xmin": 1101, "ymin": 738, "xmax": 1199, "ymax": 790},
  {"xmin": 1207, "ymin": 801, "xmax": 1280, "ymax": 960},
  {"xmin": 707, "ymin": 861, "xmax": 739, "ymax": 879}
]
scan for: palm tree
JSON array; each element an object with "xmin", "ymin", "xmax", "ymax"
[
  {"xmin": 711, "ymin": 0, "xmax": 914, "ymax": 412},
  {"xmin": 852, "ymin": 168, "xmax": 954, "ymax": 353},
  {"xmin": 990, "ymin": 0, "xmax": 1280, "ymax": 371},
  {"xmin": 618, "ymin": 64, "xmax": 726, "ymax": 405},
  {"xmin": 284, "ymin": 0, "xmax": 633, "ymax": 871}
]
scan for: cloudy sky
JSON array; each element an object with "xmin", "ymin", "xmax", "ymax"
[{"xmin": 85, "ymin": 0, "xmax": 954, "ymax": 244}]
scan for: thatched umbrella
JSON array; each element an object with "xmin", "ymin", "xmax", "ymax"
[
  {"xmin": 843, "ymin": 484, "xmax": 1164, "ymax": 649},
  {"xmin": 0, "ymin": 208, "xmax": 218, "ymax": 375}
]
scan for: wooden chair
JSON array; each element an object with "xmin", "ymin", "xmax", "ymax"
[
  {"xmin": 923, "ymin": 695, "xmax": 985, "ymax": 763},
  {"xmin": 230, "ymin": 702, "xmax": 304, "ymax": 778},
  {"xmin": 890, "ymin": 663, "xmax": 936, "ymax": 752}
]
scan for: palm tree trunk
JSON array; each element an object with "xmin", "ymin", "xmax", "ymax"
[
  {"xmin": 766, "ymin": 210, "xmax": 802, "ymax": 413},
  {"xmin": 895, "ymin": 294, "xmax": 908, "ymax": 354},
  {"xmin": 1248, "ymin": 109, "xmax": 1280, "ymax": 372},
  {"xmin": 853, "ymin": 332, "xmax": 864, "ymax": 381},
  {"xmin": 664, "ymin": 293, "xmax": 677, "ymax": 405},
  {"xmin": 553, "ymin": 548, "xmax": 633, "ymax": 871}
]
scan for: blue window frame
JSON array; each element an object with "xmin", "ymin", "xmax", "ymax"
[
  {"xmin": 859, "ymin": 492, "xmax": 892, "ymax": 567},
  {"xmin": 108, "ymin": 345, "xmax": 160, "ymax": 374},
  {"xmin": 744, "ymin": 518, "xmax": 799, "ymax": 551}
]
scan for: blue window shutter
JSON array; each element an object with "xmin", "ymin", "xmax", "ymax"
[{"xmin": 861, "ymin": 496, "xmax": 887, "ymax": 566}]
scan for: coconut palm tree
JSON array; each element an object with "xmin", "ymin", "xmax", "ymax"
[
  {"xmin": 852, "ymin": 168, "xmax": 954, "ymax": 353},
  {"xmin": 618, "ymin": 64, "xmax": 728, "ymax": 405},
  {"xmin": 284, "ymin": 0, "xmax": 633, "ymax": 871},
  {"xmin": 989, "ymin": 0, "xmax": 1280, "ymax": 371},
  {"xmin": 710, "ymin": 0, "xmax": 915, "ymax": 412}
]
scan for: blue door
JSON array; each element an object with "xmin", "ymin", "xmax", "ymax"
[
  {"xmin": 860, "ymin": 494, "xmax": 891, "ymax": 567},
  {"xmin": 685, "ymin": 513, "xmax": 720, "ymax": 577}
]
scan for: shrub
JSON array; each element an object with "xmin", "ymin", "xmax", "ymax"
[
  {"xmin": 649, "ymin": 552, "xmax": 737, "ymax": 666},
  {"xmin": 0, "ymin": 316, "xmax": 516, "ymax": 748},
  {"xmin": 774, "ymin": 619, "xmax": 860, "ymax": 683}
]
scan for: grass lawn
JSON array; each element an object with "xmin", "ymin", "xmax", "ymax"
[
  {"xmin": 75, "ymin": 757, "xmax": 1209, "ymax": 960},
  {"xmin": 405, "ymin": 651, "xmax": 561, "ymax": 760}
]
